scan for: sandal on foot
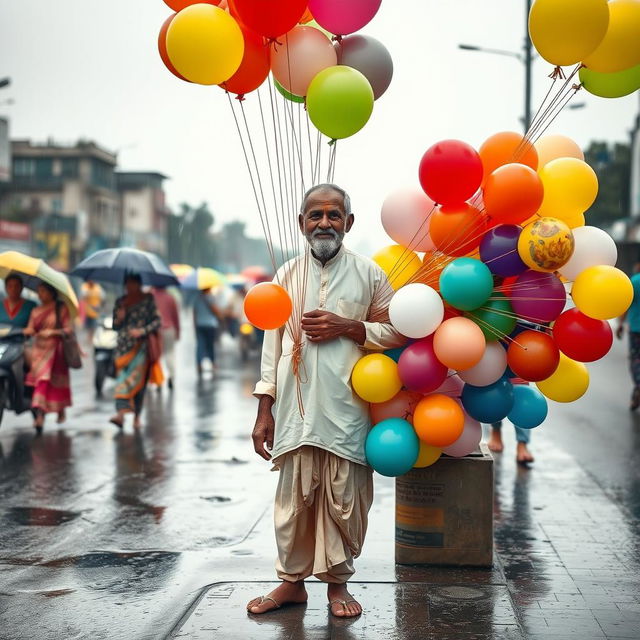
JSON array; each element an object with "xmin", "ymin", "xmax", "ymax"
[
  {"xmin": 109, "ymin": 416, "xmax": 124, "ymax": 429},
  {"xmin": 247, "ymin": 595, "xmax": 280, "ymax": 614},
  {"xmin": 328, "ymin": 599, "xmax": 362, "ymax": 618}
]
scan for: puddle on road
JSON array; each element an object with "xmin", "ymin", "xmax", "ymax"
[
  {"xmin": 40, "ymin": 549, "xmax": 180, "ymax": 569},
  {"xmin": 4, "ymin": 506, "xmax": 81, "ymax": 526},
  {"xmin": 200, "ymin": 495, "xmax": 232, "ymax": 503}
]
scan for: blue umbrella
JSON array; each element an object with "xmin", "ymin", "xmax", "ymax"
[{"xmin": 71, "ymin": 248, "xmax": 179, "ymax": 287}]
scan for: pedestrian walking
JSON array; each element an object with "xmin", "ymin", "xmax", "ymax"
[
  {"xmin": 1, "ymin": 274, "xmax": 37, "ymax": 328},
  {"xmin": 80, "ymin": 279, "xmax": 104, "ymax": 344},
  {"xmin": 248, "ymin": 184, "xmax": 404, "ymax": 618},
  {"xmin": 487, "ymin": 420, "xmax": 534, "ymax": 465},
  {"xmin": 616, "ymin": 261, "xmax": 640, "ymax": 409},
  {"xmin": 23, "ymin": 283, "xmax": 73, "ymax": 433},
  {"xmin": 193, "ymin": 287, "xmax": 222, "ymax": 378},
  {"xmin": 152, "ymin": 286, "xmax": 180, "ymax": 390},
  {"xmin": 110, "ymin": 274, "xmax": 162, "ymax": 430}
]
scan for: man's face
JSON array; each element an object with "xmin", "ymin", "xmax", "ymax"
[
  {"xmin": 5, "ymin": 278, "xmax": 23, "ymax": 300},
  {"xmin": 299, "ymin": 188, "xmax": 354, "ymax": 261}
]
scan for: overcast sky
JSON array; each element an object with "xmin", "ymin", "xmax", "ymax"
[{"xmin": 1, "ymin": 0, "xmax": 638, "ymax": 255}]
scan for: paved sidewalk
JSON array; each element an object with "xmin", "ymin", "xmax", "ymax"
[{"xmin": 169, "ymin": 425, "xmax": 640, "ymax": 640}]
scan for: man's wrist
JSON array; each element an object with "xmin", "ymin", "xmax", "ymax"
[{"xmin": 344, "ymin": 318, "xmax": 366, "ymax": 345}]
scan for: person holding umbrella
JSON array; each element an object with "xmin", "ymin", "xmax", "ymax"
[
  {"xmin": 110, "ymin": 273, "xmax": 162, "ymax": 430},
  {"xmin": 23, "ymin": 283, "xmax": 74, "ymax": 432}
]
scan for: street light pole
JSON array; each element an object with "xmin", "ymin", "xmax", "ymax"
[{"xmin": 524, "ymin": 0, "xmax": 532, "ymax": 132}]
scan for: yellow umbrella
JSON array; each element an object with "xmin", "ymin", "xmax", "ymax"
[
  {"xmin": 169, "ymin": 263, "xmax": 195, "ymax": 281},
  {"xmin": 181, "ymin": 267, "xmax": 228, "ymax": 291},
  {"xmin": 0, "ymin": 251, "xmax": 79, "ymax": 316}
]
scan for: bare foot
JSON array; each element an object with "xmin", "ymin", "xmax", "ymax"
[
  {"xmin": 516, "ymin": 442, "xmax": 534, "ymax": 465},
  {"xmin": 487, "ymin": 429, "xmax": 504, "ymax": 453},
  {"xmin": 133, "ymin": 416, "xmax": 142, "ymax": 430},
  {"xmin": 56, "ymin": 410, "xmax": 66, "ymax": 424},
  {"xmin": 247, "ymin": 580, "xmax": 307, "ymax": 615},
  {"xmin": 327, "ymin": 583, "xmax": 362, "ymax": 618}
]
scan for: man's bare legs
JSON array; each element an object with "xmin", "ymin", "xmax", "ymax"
[{"xmin": 246, "ymin": 580, "xmax": 307, "ymax": 614}]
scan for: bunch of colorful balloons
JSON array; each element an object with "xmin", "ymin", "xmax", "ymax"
[
  {"xmin": 358, "ymin": 130, "xmax": 634, "ymax": 477},
  {"xmin": 158, "ymin": 0, "xmax": 393, "ymax": 141},
  {"xmin": 529, "ymin": 0, "xmax": 640, "ymax": 98}
]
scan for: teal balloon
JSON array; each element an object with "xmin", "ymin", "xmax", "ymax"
[
  {"xmin": 384, "ymin": 346, "xmax": 405, "ymax": 363},
  {"xmin": 306, "ymin": 65, "xmax": 374, "ymax": 139},
  {"xmin": 580, "ymin": 64, "xmax": 640, "ymax": 99},
  {"xmin": 465, "ymin": 293, "xmax": 517, "ymax": 341},
  {"xmin": 439, "ymin": 258, "xmax": 493, "ymax": 311},
  {"xmin": 507, "ymin": 385, "xmax": 548, "ymax": 429},
  {"xmin": 365, "ymin": 418, "xmax": 419, "ymax": 477},
  {"xmin": 274, "ymin": 77, "xmax": 305, "ymax": 103}
]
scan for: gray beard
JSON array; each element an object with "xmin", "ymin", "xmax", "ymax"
[{"xmin": 307, "ymin": 232, "xmax": 343, "ymax": 262}]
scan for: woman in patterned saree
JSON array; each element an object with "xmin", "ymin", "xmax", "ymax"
[
  {"xmin": 110, "ymin": 273, "xmax": 162, "ymax": 430},
  {"xmin": 24, "ymin": 283, "xmax": 73, "ymax": 433}
]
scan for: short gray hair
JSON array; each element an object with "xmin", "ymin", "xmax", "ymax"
[{"xmin": 300, "ymin": 183, "xmax": 351, "ymax": 215}]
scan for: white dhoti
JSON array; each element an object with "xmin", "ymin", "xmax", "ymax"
[{"xmin": 273, "ymin": 446, "xmax": 374, "ymax": 584}]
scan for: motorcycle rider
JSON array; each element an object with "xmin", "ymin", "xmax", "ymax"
[{"xmin": 1, "ymin": 274, "xmax": 37, "ymax": 329}]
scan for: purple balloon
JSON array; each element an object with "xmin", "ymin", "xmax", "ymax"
[
  {"xmin": 510, "ymin": 270, "xmax": 566, "ymax": 323},
  {"xmin": 479, "ymin": 225, "xmax": 528, "ymax": 277},
  {"xmin": 398, "ymin": 338, "xmax": 448, "ymax": 393}
]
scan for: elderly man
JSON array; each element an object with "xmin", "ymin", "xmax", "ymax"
[{"xmin": 247, "ymin": 184, "xmax": 404, "ymax": 618}]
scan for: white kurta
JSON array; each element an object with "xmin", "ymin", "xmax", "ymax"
[{"xmin": 254, "ymin": 245, "xmax": 405, "ymax": 466}]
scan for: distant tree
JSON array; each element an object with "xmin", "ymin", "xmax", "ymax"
[
  {"xmin": 167, "ymin": 201, "xmax": 217, "ymax": 266},
  {"xmin": 584, "ymin": 141, "xmax": 631, "ymax": 228}
]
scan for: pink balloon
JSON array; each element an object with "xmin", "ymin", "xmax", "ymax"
[
  {"xmin": 434, "ymin": 373, "xmax": 465, "ymax": 398},
  {"xmin": 309, "ymin": 0, "xmax": 381, "ymax": 35},
  {"xmin": 271, "ymin": 26, "xmax": 337, "ymax": 96},
  {"xmin": 370, "ymin": 390, "xmax": 423, "ymax": 425},
  {"xmin": 398, "ymin": 338, "xmax": 448, "ymax": 394},
  {"xmin": 381, "ymin": 187, "xmax": 436, "ymax": 252},
  {"xmin": 441, "ymin": 408, "xmax": 482, "ymax": 457},
  {"xmin": 458, "ymin": 342, "xmax": 507, "ymax": 386}
]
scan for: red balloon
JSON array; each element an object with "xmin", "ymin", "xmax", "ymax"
[
  {"xmin": 418, "ymin": 140, "xmax": 483, "ymax": 207},
  {"xmin": 398, "ymin": 338, "xmax": 448, "ymax": 394},
  {"xmin": 552, "ymin": 308, "xmax": 613, "ymax": 362},
  {"xmin": 158, "ymin": 14, "xmax": 189, "ymax": 82},
  {"xmin": 164, "ymin": 0, "xmax": 221, "ymax": 10},
  {"xmin": 220, "ymin": 28, "xmax": 270, "ymax": 96},
  {"xmin": 230, "ymin": 0, "xmax": 307, "ymax": 39},
  {"xmin": 507, "ymin": 330, "xmax": 560, "ymax": 381}
]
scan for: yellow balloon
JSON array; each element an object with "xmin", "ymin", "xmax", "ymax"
[
  {"xmin": 564, "ymin": 211, "xmax": 586, "ymax": 229},
  {"xmin": 167, "ymin": 5, "xmax": 244, "ymax": 86},
  {"xmin": 518, "ymin": 217, "xmax": 575, "ymax": 272},
  {"xmin": 537, "ymin": 158, "xmax": 598, "ymax": 220},
  {"xmin": 571, "ymin": 265, "xmax": 633, "ymax": 319},
  {"xmin": 535, "ymin": 134, "xmax": 584, "ymax": 168},
  {"xmin": 583, "ymin": 0, "xmax": 640, "ymax": 73},
  {"xmin": 352, "ymin": 354, "xmax": 402, "ymax": 403},
  {"xmin": 528, "ymin": 0, "xmax": 609, "ymax": 66},
  {"xmin": 414, "ymin": 442, "xmax": 442, "ymax": 468},
  {"xmin": 536, "ymin": 353, "xmax": 589, "ymax": 402},
  {"xmin": 373, "ymin": 245, "xmax": 422, "ymax": 290}
]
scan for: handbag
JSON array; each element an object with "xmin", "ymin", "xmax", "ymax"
[
  {"xmin": 147, "ymin": 330, "xmax": 162, "ymax": 365},
  {"xmin": 55, "ymin": 302, "xmax": 82, "ymax": 369}
]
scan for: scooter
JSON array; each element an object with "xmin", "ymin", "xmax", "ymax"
[
  {"xmin": 93, "ymin": 317, "xmax": 117, "ymax": 397},
  {"xmin": 0, "ymin": 324, "xmax": 33, "ymax": 426}
]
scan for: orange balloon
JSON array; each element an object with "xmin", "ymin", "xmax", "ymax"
[
  {"xmin": 158, "ymin": 14, "xmax": 189, "ymax": 82},
  {"xmin": 479, "ymin": 132, "xmax": 538, "ymax": 184},
  {"xmin": 429, "ymin": 204, "xmax": 489, "ymax": 257},
  {"xmin": 299, "ymin": 6, "xmax": 314, "ymax": 23},
  {"xmin": 220, "ymin": 27, "xmax": 271, "ymax": 96},
  {"xmin": 483, "ymin": 163, "xmax": 544, "ymax": 225},
  {"xmin": 413, "ymin": 394, "xmax": 465, "ymax": 447},
  {"xmin": 244, "ymin": 282, "xmax": 292, "ymax": 330},
  {"xmin": 370, "ymin": 390, "xmax": 423, "ymax": 425},
  {"xmin": 433, "ymin": 317, "xmax": 486, "ymax": 370}
]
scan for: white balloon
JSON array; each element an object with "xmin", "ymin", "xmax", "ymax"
[
  {"xmin": 389, "ymin": 283, "xmax": 444, "ymax": 339},
  {"xmin": 381, "ymin": 187, "xmax": 435, "ymax": 252},
  {"xmin": 458, "ymin": 342, "xmax": 507, "ymax": 386},
  {"xmin": 441, "ymin": 408, "xmax": 482, "ymax": 457},
  {"xmin": 559, "ymin": 226, "xmax": 617, "ymax": 282}
]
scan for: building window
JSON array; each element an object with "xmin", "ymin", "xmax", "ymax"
[
  {"xmin": 61, "ymin": 158, "xmax": 78, "ymax": 178},
  {"xmin": 13, "ymin": 158, "xmax": 35, "ymax": 177},
  {"xmin": 91, "ymin": 159, "xmax": 115, "ymax": 190},
  {"xmin": 35, "ymin": 158, "xmax": 53, "ymax": 178},
  {"xmin": 51, "ymin": 198, "xmax": 63, "ymax": 213}
]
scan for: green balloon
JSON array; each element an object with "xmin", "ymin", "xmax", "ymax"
[
  {"xmin": 273, "ymin": 77, "xmax": 305, "ymax": 104},
  {"xmin": 306, "ymin": 65, "xmax": 374, "ymax": 140},
  {"xmin": 466, "ymin": 294, "xmax": 517, "ymax": 342},
  {"xmin": 580, "ymin": 64, "xmax": 640, "ymax": 99}
]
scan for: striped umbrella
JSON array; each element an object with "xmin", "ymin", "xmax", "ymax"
[
  {"xmin": 181, "ymin": 267, "xmax": 228, "ymax": 291},
  {"xmin": 0, "ymin": 251, "xmax": 79, "ymax": 316}
]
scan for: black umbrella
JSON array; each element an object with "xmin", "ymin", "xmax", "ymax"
[{"xmin": 70, "ymin": 248, "xmax": 179, "ymax": 287}]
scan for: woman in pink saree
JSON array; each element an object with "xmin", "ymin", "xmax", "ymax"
[{"xmin": 24, "ymin": 283, "xmax": 73, "ymax": 433}]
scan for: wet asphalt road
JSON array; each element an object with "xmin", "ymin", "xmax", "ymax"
[{"xmin": 1, "ymin": 322, "xmax": 639, "ymax": 639}]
